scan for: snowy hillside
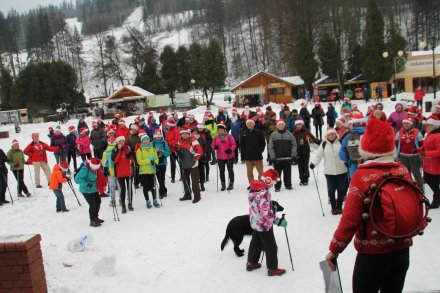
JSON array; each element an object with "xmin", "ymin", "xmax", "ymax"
[{"xmin": 1, "ymin": 99, "xmax": 439, "ymax": 292}]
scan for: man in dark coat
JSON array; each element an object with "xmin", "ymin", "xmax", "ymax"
[
  {"xmin": 240, "ymin": 119, "xmax": 266, "ymax": 183},
  {"xmin": 90, "ymin": 121, "xmax": 107, "ymax": 159},
  {"xmin": 299, "ymin": 103, "xmax": 311, "ymax": 131},
  {"xmin": 293, "ymin": 118, "xmax": 316, "ymax": 185}
]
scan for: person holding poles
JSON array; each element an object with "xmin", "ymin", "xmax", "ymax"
[
  {"xmin": 102, "ymin": 134, "xmax": 119, "ymax": 208},
  {"xmin": 246, "ymin": 168, "xmax": 287, "ymax": 276},
  {"xmin": 165, "ymin": 117, "xmax": 180, "ymax": 183},
  {"xmin": 49, "ymin": 161, "xmax": 70, "ymax": 213},
  {"xmin": 136, "ymin": 133, "xmax": 159, "ymax": 208},
  {"xmin": 212, "ymin": 122, "xmax": 236, "ymax": 191},
  {"xmin": 192, "ymin": 127, "xmax": 208, "ymax": 192},
  {"xmin": 7, "ymin": 140, "xmax": 31, "ymax": 197},
  {"xmin": 152, "ymin": 129, "xmax": 170, "ymax": 198},
  {"xmin": 0, "ymin": 148, "xmax": 10, "ymax": 205},
  {"xmin": 112, "ymin": 136, "xmax": 134, "ymax": 213},
  {"xmin": 66, "ymin": 126, "xmax": 78, "ymax": 171}
]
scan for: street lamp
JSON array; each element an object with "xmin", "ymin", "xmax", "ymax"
[
  {"xmin": 191, "ymin": 79, "xmax": 196, "ymax": 103},
  {"xmin": 383, "ymin": 50, "xmax": 406, "ymax": 101},
  {"xmin": 419, "ymin": 36, "xmax": 438, "ymax": 100}
]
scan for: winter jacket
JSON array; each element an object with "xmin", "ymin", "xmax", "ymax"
[
  {"xmin": 66, "ymin": 133, "xmax": 77, "ymax": 152},
  {"xmin": 395, "ymin": 128, "xmax": 423, "ymax": 155},
  {"xmin": 176, "ymin": 137, "xmax": 203, "ymax": 169},
  {"xmin": 50, "ymin": 133, "xmax": 67, "ymax": 154},
  {"xmin": 312, "ymin": 139, "xmax": 348, "ymax": 175},
  {"xmin": 112, "ymin": 145, "xmax": 133, "ymax": 178},
  {"xmin": 199, "ymin": 130, "xmax": 212, "ymax": 163},
  {"xmin": 74, "ymin": 164, "xmax": 98, "ymax": 194},
  {"xmin": 299, "ymin": 107, "xmax": 311, "ymax": 129},
  {"xmin": 152, "ymin": 139, "xmax": 171, "ymax": 166},
  {"xmin": 268, "ymin": 129, "xmax": 297, "ymax": 160},
  {"xmin": 329, "ymin": 157, "xmax": 413, "ymax": 254},
  {"xmin": 0, "ymin": 149, "xmax": 9, "ymax": 175},
  {"xmin": 248, "ymin": 180, "xmax": 279, "ymax": 232},
  {"xmin": 282, "ymin": 115, "xmax": 296, "ymax": 132},
  {"xmin": 75, "ymin": 134, "xmax": 92, "ymax": 155},
  {"xmin": 293, "ymin": 127, "xmax": 315, "ymax": 155},
  {"xmin": 150, "ymin": 123, "xmax": 160, "ymax": 134},
  {"xmin": 165, "ymin": 126, "xmax": 180, "ymax": 153},
  {"xmin": 127, "ymin": 134, "xmax": 140, "ymax": 156},
  {"xmin": 240, "ymin": 128, "xmax": 266, "ymax": 161},
  {"xmin": 204, "ymin": 118, "xmax": 218, "ymax": 138},
  {"xmin": 230, "ymin": 117, "xmax": 242, "ymax": 142},
  {"xmin": 7, "ymin": 149, "xmax": 26, "ymax": 171},
  {"xmin": 116, "ymin": 126, "xmax": 130, "ymax": 141},
  {"xmin": 326, "ymin": 106, "xmax": 338, "ymax": 125},
  {"xmin": 339, "ymin": 126, "xmax": 366, "ymax": 177},
  {"xmin": 311, "ymin": 106, "xmax": 325, "ymax": 126},
  {"xmin": 414, "ymin": 89, "xmax": 425, "ymax": 101},
  {"xmin": 421, "ymin": 127, "xmax": 440, "ymax": 175},
  {"xmin": 215, "ymin": 113, "xmax": 231, "ymax": 131},
  {"xmin": 49, "ymin": 164, "xmax": 68, "ymax": 190},
  {"xmin": 23, "ymin": 141, "xmax": 58, "ymax": 163},
  {"xmin": 147, "ymin": 115, "xmax": 154, "ymax": 128},
  {"xmin": 339, "ymin": 102, "xmax": 352, "ymax": 115},
  {"xmin": 90, "ymin": 128, "xmax": 107, "ymax": 150},
  {"xmin": 387, "ymin": 110, "xmax": 407, "ymax": 134},
  {"xmin": 136, "ymin": 144, "xmax": 159, "ymax": 175},
  {"xmin": 102, "ymin": 144, "xmax": 116, "ymax": 177},
  {"xmin": 212, "ymin": 134, "xmax": 236, "ymax": 160}
]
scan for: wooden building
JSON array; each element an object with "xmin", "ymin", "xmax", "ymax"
[{"xmin": 230, "ymin": 71, "xmax": 304, "ymax": 105}]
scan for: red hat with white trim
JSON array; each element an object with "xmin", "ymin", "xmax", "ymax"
[
  {"xmin": 344, "ymin": 96, "xmax": 350, "ymax": 101},
  {"xmin": 217, "ymin": 122, "xmax": 227, "ymax": 130},
  {"xmin": 180, "ymin": 125, "xmax": 191, "ymax": 134},
  {"xmin": 261, "ymin": 168, "xmax": 280, "ymax": 186},
  {"xmin": 408, "ymin": 106, "xmax": 418, "ymax": 116},
  {"xmin": 115, "ymin": 113, "xmax": 120, "ymax": 118},
  {"xmin": 232, "ymin": 108, "xmax": 238, "ymax": 113},
  {"xmin": 118, "ymin": 119, "xmax": 126, "ymax": 125},
  {"xmin": 426, "ymin": 115, "xmax": 440, "ymax": 126},
  {"xmin": 80, "ymin": 127, "xmax": 89, "ymax": 135},
  {"xmin": 167, "ymin": 117, "xmax": 176, "ymax": 127},
  {"xmin": 115, "ymin": 136, "xmax": 125, "ymax": 143},
  {"xmin": 153, "ymin": 129, "xmax": 163, "ymax": 138},
  {"xmin": 140, "ymin": 133, "xmax": 150, "ymax": 142},
  {"xmin": 48, "ymin": 127, "xmax": 53, "ymax": 131},
  {"xmin": 276, "ymin": 119, "xmax": 285, "ymax": 127},
  {"xmin": 359, "ymin": 118, "xmax": 395, "ymax": 158},
  {"xmin": 68, "ymin": 126, "xmax": 75, "ymax": 132},
  {"xmin": 348, "ymin": 114, "xmax": 367, "ymax": 125},
  {"xmin": 246, "ymin": 119, "xmax": 255, "ymax": 125},
  {"xmin": 402, "ymin": 115, "xmax": 414, "ymax": 125},
  {"xmin": 60, "ymin": 161, "xmax": 69, "ymax": 172},
  {"xmin": 107, "ymin": 135, "xmax": 116, "ymax": 144},
  {"xmin": 87, "ymin": 158, "xmax": 101, "ymax": 170},
  {"xmin": 92, "ymin": 121, "xmax": 98, "ymax": 127},
  {"xmin": 130, "ymin": 124, "xmax": 138, "ymax": 131},
  {"xmin": 11, "ymin": 139, "xmax": 19, "ymax": 146},
  {"xmin": 295, "ymin": 118, "xmax": 304, "ymax": 125},
  {"xmin": 335, "ymin": 117, "xmax": 346, "ymax": 125}
]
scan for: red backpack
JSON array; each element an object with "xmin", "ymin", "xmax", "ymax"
[{"xmin": 363, "ymin": 173, "xmax": 430, "ymax": 241}]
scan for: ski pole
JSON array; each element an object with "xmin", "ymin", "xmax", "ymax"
[
  {"xmin": 27, "ymin": 164, "xmax": 36, "ymax": 196},
  {"xmin": 154, "ymin": 170, "xmax": 162, "ymax": 207},
  {"xmin": 311, "ymin": 170, "xmax": 325, "ymax": 217},
  {"xmin": 6, "ymin": 185, "xmax": 14, "ymax": 205},
  {"xmin": 67, "ymin": 180, "xmax": 81, "ymax": 206},
  {"xmin": 110, "ymin": 181, "xmax": 120, "ymax": 221},
  {"xmin": 281, "ymin": 214, "xmax": 294, "ymax": 271},
  {"xmin": 16, "ymin": 169, "xmax": 20, "ymax": 198},
  {"xmin": 260, "ymin": 251, "xmax": 265, "ymax": 264},
  {"xmin": 216, "ymin": 150, "xmax": 219, "ymax": 193}
]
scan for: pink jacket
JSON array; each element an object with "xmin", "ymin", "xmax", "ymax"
[
  {"xmin": 76, "ymin": 134, "xmax": 92, "ymax": 155},
  {"xmin": 212, "ymin": 134, "xmax": 236, "ymax": 160}
]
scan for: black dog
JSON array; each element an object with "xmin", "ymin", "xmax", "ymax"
[{"xmin": 220, "ymin": 201, "xmax": 284, "ymax": 257}]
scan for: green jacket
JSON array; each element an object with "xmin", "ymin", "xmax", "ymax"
[
  {"xmin": 136, "ymin": 145, "xmax": 159, "ymax": 175},
  {"xmin": 204, "ymin": 118, "xmax": 218, "ymax": 138},
  {"xmin": 102, "ymin": 144, "xmax": 116, "ymax": 177},
  {"xmin": 7, "ymin": 149, "xmax": 25, "ymax": 171}
]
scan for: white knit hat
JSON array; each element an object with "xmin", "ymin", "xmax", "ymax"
[{"xmin": 115, "ymin": 136, "xmax": 125, "ymax": 143}]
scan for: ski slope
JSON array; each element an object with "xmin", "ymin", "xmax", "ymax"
[{"xmin": 0, "ymin": 99, "xmax": 439, "ymax": 293}]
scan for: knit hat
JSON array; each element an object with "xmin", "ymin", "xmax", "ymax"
[
  {"xmin": 115, "ymin": 136, "xmax": 125, "ymax": 143},
  {"xmin": 246, "ymin": 119, "xmax": 255, "ymax": 125},
  {"xmin": 107, "ymin": 135, "xmax": 116, "ymax": 144},
  {"xmin": 11, "ymin": 139, "xmax": 19, "ymax": 146},
  {"xmin": 217, "ymin": 122, "xmax": 226, "ymax": 130},
  {"xmin": 359, "ymin": 118, "xmax": 396, "ymax": 158},
  {"xmin": 408, "ymin": 106, "xmax": 418, "ymax": 116},
  {"xmin": 68, "ymin": 126, "xmax": 75, "ymax": 132},
  {"xmin": 60, "ymin": 161, "xmax": 69, "ymax": 172},
  {"xmin": 118, "ymin": 119, "xmax": 126, "ymax": 125},
  {"xmin": 402, "ymin": 115, "xmax": 414, "ymax": 125},
  {"xmin": 325, "ymin": 128, "xmax": 338, "ymax": 137},
  {"xmin": 152, "ymin": 118, "xmax": 156, "ymax": 123},
  {"xmin": 276, "ymin": 119, "xmax": 285, "ymax": 127},
  {"xmin": 140, "ymin": 133, "xmax": 150, "ymax": 142},
  {"xmin": 153, "ymin": 129, "xmax": 163, "ymax": 138},
  {"xmin": 426, "ymin": 116, "xmax": 440, "ymax": 127},
  {"xmin": 87, "ymin": 158, "xmax": 101, "ymax": 170},
  {"xmin": 260, "ymin": 168, "xmax": 280, "ymax": 186},
  {"xmin": 80, "ymin": 127, "xmax": 89, "ymax": 135},
  {"xmin": 295, "ymin": 118, "xmax": 304, "ymax": 125},
  {"xmin": 167, "ymin": 117, "xmax": 176, "ymax": 127}
]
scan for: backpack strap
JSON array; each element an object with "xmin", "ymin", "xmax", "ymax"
[{"xmin": 321, "ymin": 141, "xmax": 327, "ymax": 150}]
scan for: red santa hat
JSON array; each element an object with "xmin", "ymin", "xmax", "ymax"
[
  {"xmin": 153, "ymin": 129, "xmax": 163, "ymax": 138},
  {"xmin": 408, "ymin": 106, "xmax": 418, "ymax": 116},
  {"xmin": 335, "ymin": 117, "xmax": 345, "ymax": 125},
  {"xmin": 205, "ymin": 110, "xmax": 211, "ymax": 116},
  {"xmin": 115, "ymin": 136, "xmax": 125, "ymax": 143},
  {"xmin": 180, "ymin": 125, "xmax": 191, "ymax": 134},
  {"xmin": 246, "ymin": 119, "xmax": 255, "ymax": 125},
  {"xmin": 402, "ymin": 115, "xmax": 414, "ymax": 125},
  {"xmin": 343, "ymin": 109, "xmax": 350, "ymax": 115},
  {"xmin": 245, "ymin": 105, "xmax": 250, "ymax": 109},
  {"xmin": 260, "ymin": 168, "xmax": 280, "ymax": 186},
  {"xmin": 107, "ymin": 135, "xmax": 116, "ymax": 144},
  {"xmin": 140, "ymin": 133, "xmax": 150, "ymax": 142},
  {"xmin": 68, "ymin": 126, "xmax": 75, "ymax": 132},
  {"xmin": 118, "ymin": 119, "xmax": 126, "ymax": 125},
  {"xmin": 115, "ymin": 113, "xmax": 120, "ymax": 118},
  {"xmin": 92, "ymin": 121, "xmax": 98, "ymax": 127},
  {"xmin": 295, "ymin": 118, "xmax": 304, "ymax": 125},
  {"xmin": 325, "ymin": 128, "xmax": 338, "ymax": 137},
  {"xmin": 328, "ymin": 102, "xmax": 333, "ymax": 107},
  {"xmin": 348, "ymin": 114, "xmax": 367, "ymax": 125},
  {"xmin": 232, "ymin": 108, "xmax": 238, "ymax": 114},
  {"xmin": 107, "ymin": 125, "xmax": 116, "ymax": 135},
  {"xmin": 87, "ymin": 158, "xmax": 101, "ymax": 170},
  {"xmin": 159, "ymin": 109, "xmax": 164, "ymax": 114},
  {"xmin": 149, "ymin": 111, "xmax": 153, "ymax": 115},
  {"xmin": 48, "ymin": 127, "xmax": 54, "ymax": 131},
  {"xmin": 217, "ymin": 122, "xmax": 227, "ymax": 130},
  {"xmin": 276, "ymin": 119, "xmax": 285, "ymax": 127},
  {"xmin": 11, "ymin": 139, "xmax": 19, "ymax": 146},
  {"xmin": 426, "ymin": 115, "xmax": 440, "ymax": 127},
  {"xmin": 359, "ymin": 118, "xmax": 396, "ymax": 158},
  {"xmin": 80, "ymin": 127, "xmax": 89, "ymax": 135},
  {"xmin": 167, "ymin": 117, "xmax": 176, "ymax": 127},
  {"xmin": 344, "ymin": 96, "xmax": 350, "ymax": 101},
  {"xmin": 60, "ymin": 161, "xmax": 69, "ymax": 172}
]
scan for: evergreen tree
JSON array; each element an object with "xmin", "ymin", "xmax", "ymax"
[
  {"xmin": 200, "ymin": 40, "xmax": 226, "ymax": 103},
  {"xmin": 189, "ymin": 42, "xmax": 203, "ymax": 98},
  {"xmin": 134, "ymin": 48, "xmax": 163, "ymax": 95},
  {"xmin": 317, "ymin": 30, "xmax": 341, "ymax": 78},
  {"xmin": 175, "ymin": 46, "xmax": 191, "ymax": 93},
  {"xmin": 0, "ymin": 11, "xmax": 5, "ymax": 67},
  {"xmin": 0, "ymin": 68, "xmax": 13, "ymax": 110},
  {"xmin": 385, "ymin": 13, "xmax": 407, "ymax": 74},
  {"xmin": 160, "ymin": 45, "xmax": 178, "ymax": 98}
]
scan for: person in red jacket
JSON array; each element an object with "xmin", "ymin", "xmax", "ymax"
[
  {"xmin": 23, "ymin": 133, "xmax": 59, "ymax": 188},
  {"xmin": 176, "ymin": 127, "xmax": 203, "ymax": 203},
  {"xmin": 165, "ymin": 117, "xmax": 181, "ymax": 183},
  {"xmin": 112, "ymin": 136, "xmax": 134, "ymax": 213},
  {"xmin": 116, "ymin": 119, "xmax": 130, "ymax": 141},
  {"xmin": 414, "ymin": 85, "xmax": 425, "ymax": 110},
  {"xmin": 419, "ymin": 116, "xmax": 440, "ymax": 208},
  {"xmin": 326, "ymin": 118, "xmax": 414, "ymax": 292}
]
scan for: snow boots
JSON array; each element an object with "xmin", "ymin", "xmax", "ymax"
[
  {"xmin": 268, "ymin": 268, "xmax": 286, "ymax": 276},
  {"xmin": 153, "ymin": 199, "xmax": 160, "ymax": 208},
  {"xmin": 90, "ymin": 220, "xmax": 101, "ymax": 227},
  {"xmin": 121, "ymin": 202, "xmax": 127, "ymax": 214},
  {"xmin": 128, "ymin": 203, "xmax": 134, "ymax": 211},
  {"xmin": 146, "ymin": 200, "xmax": 152, "ymax": 209},
  {"xmin": 226, "ymin": 182, "xmax": 233, "ymax": 191},
  {"xmin": 221, "ymin": 182, "xmax": 226, "ymax": 191},
  {"xmin": 200, "ymin": 183, "xmax": 205, "ymax": 191},
  {"xmin": 246, "ymin": 263, "xmax": 261, "ymax": 271}
]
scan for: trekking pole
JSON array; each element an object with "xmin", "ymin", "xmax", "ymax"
[
  {"xmin": 227, "ymin": 158, "xmax": 230, "ymax": 195},
  {"xmin": 26, "ymin": 164, "xmax": 36, "ymax": 196},
  {"xmin": 311, "ymin": 170, "xmax": 325, "ymax": 217},
  {"xmin": 16, "ymin": 169, "xmax": 20, "ymax": 198},
  {"xmin": 6, "ymin": 185, "xmax": 14, "ymax": 205},
  {"xmin": 280, "ymin": 214, "xmax": 294, "ymax": 271},
  {"xmin": 67, "ymin": 180, "xmax": 81, "ymax": 206},
  {"xmin": 110, "ymin": 183, "xmax": 120, "ymax": 221},
  {"xmin": 216, "ymin": 150, "xmax": 219, "ymax": 193},
  {"xmin": 154, "ymin": 171, "xmax": 162, "ymax": 207}
]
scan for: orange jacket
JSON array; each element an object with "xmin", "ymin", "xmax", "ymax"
[{"xmin": 49, "ymin": 164, "xmax": 68, "ymax": 190}]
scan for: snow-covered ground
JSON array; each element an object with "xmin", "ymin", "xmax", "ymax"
[{"xmin": 1, "ymin": 99, "xmax": 439, "ymax": 292}]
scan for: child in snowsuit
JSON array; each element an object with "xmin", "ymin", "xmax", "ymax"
[{"xmin": 49, "ymin": 161, "xmax": 69, "ymax": 212}]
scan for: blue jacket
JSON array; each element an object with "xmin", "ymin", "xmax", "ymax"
[
  {"xmin": 152, "ymin": 139, "xmax": 171, "ymax": 166},
  {"xmin": 339, "ymin": 126, "xmax": 365, "ymax": 178},
  {"xmin": 283, "ymin": 115, "xmax": 296, "ymax": 132},
  {"xmin": 74, "ymin": 164, "xmax": 98, "ymax": 194},
  {"xmin": 150, "ymin": 123, "xmax": 160, "ymax": 135},
  {"xmin": 139, "ymin": 124, "xmax": 153, "ymax": 140},
  {"xmin": 230, "ymin": 119, "xmax": 242, "ymax": 141}
]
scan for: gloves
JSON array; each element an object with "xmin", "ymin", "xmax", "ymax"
[
  {"xmin": 268, "ymin": 158, "xmax": 275, "ymax": 164},
  {"xmin": 214, "ymin": 145, "xmax": 219, "ymax": 150},
  {"xmin": 315, "ymin": 139, "xmax": 322, "ymax": 145},
  {"xmin": 291, "ymin": 157, "xmax": 298, "ymax": 165},
  {"xmin": 15, "ymin": 162, "xmax": 19, "ymax": 168},
  {"xmin": 310, "ymin": 163, "xmax": 315, "ymax": 170},
  {"xmin": 276, "ymin": 218, "xmax": 288, "ymax": 228},
  {"xmin": 225, "ymin": 149, "xmax": 232, "ymax": 154}
]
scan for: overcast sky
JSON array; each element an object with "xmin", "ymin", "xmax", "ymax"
[{"xmin": 0, "ymin": 0, "xmax": 67, "ymax": 14}]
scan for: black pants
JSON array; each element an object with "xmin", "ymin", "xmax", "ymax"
[
  {"xmin": 234, "ymin": 138, "xmax": 241, "ymax": 162},
  {"xmin": 247, "ymin": 229, "xmax": 278, "ymax": 269},
  {"xmin": 170, "ymin": 153, "xmax": 178, "ymax": 180},
  {"xmin": 274, "ymin": 161, "xmax": 292, "ymax": 189},
  {"xmin": 93, "ymin": 148, "xmax": 104, "ymax": 160},
  {"xmin": 198, "ymin": 162, "xmax": 206, "ymax": 184},
  {"xmin": 83, "ymin": 192, "xmax": 101, "ymax": 221},
  {"xmin": 80, "ymin": 153, "xmax": 92, "ymax": 161},
  {"xmin": 218, "ymin": 159, "xmax": 234, "ymax": 184},
  {"xmin": 12, "ymin": 169, "xmax": 29, "ymax": 195},
  {"xmin": 205, "ymin": 161, "xmax": 210, "ymax": 180},
  {"xmin": 155, "ymin": 165, "xmax": 167, "ymax": 196},
  {"xmin": 328, "ymin": 120, "xmax": 335, "ymax": 128},
  {"xmin": 425, "ymin": 172, "xmax": 439, "ymax": 202},
  {"xmin": 315, "ymin": 124, "xmax": 323, "ymax": 140},
  {"xmin": 117, "ymin": 177, "xmax": 131, "ymax": 204},
  {"xmin": 353, "ymin": 248, "xmax": 409, "ymax": 293},
  {"xmin": 325, "ymin": 173, "xmax": 348, "ymax": 209},
  {"xmin": 399, "ymin": 154, "xmax": 423, "ymax": 189},
  {"xmin": 54, "ymin": 152, "xmax": 67, "ymax": 164},
  {"xmin": 297, "ymin": 152, "xmax": 310, "ymax": 183},
  {"xmin": 67, "ymin": 151, "xmax": 77, "ymax": 171},
  {"xmin": 139, "ymin": 173, "xmax": 156, "ymax": 201},
  {"xmin": 0, "ymin": 173, "xmax": 7, "ymax": 202},
  {"xmin": 133, "ymin": 163, "xmax": 140, "ymax": 187},
  {"xmin": 416, "ymin": 100, "xmax": 423, "ymax": 110}
]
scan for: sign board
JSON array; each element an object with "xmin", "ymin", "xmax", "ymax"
[
  {"xmin": 155, "ymin": 94, "xmax": 171, "ymax": 107},
  {"xmin": 174, "ymin": 93, "xmax": 191, "ymax": 108}
]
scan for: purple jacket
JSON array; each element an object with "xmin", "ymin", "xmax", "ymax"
[
  {"xmin": 248, "ymin": 180, "xmax": 277, "ymax": 232},
  {"xmin": 387, "ymin": 110, "xmax": 407, "ymax": 133},
  {"xmin": 212, "ymin": 134, "xmax": 236, "ymax": 160},
  {"xmin": 50, "ymin": 133, "xmax": 67, "ymax": 154}
]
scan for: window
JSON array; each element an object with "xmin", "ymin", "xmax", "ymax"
[{"xmin": 269, "ymin": 88, "xmax": 284, "ymax": 95}]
